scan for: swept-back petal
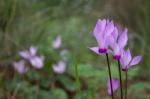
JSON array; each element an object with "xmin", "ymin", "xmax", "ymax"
[
  {"xmin": 125, "ymin": 49, "xmax": 132, "ymax": 64},
  {"xmin": 110, "ymin": 42, "xmax": 121, "ymax": 57},
  {"xmin": 107, "ymin": 79, "xmax": 119, "ymax": 96},
  {"xmin": 52, "ymin": 36, "xmax": 61, "ymax": 49},
  {"xmin": 129, "ymin": 56, "xmax": 142, "ymax": 67},
  {"xmin": 118, "ymin": 28, "xmax": 128, "ymax": 49},
  {"xmin": 30, "ymin": 46, "xmax": 37, "ymax": 56},
  {"xmin": 13, "ymin": 60, "xmax": 27, "ymax": 74},
  {"xmin": 19, "ymin": 51, "xmax": 31, "ymax": 60},
  {"xmin": 106, "ymin": 35, "xmax": 115, "ymax": 48},
  {"xmin": 120, "ymin": 49, "xmax": 131, "ymax": 70},
  {"xmin": 30, "ymin": 56, "xmax": 44, "ymax": 69},
  {"xmin": 104, "ymin": 20, "xmax": 114, "ymax": 38},
  {"xmin": 93, "ymin": 19, "xmax": 106, "ymax": 44},
  {"xmin": 111, "ymin": 27, "xmax": 118, "ymax": 41},
  {"xmin": 52, "ymin": 61, "xmax": 66, "ymax": 74}
]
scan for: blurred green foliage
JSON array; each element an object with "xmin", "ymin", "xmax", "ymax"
[{"xmin": 0, "ymin": 0, "xmax": 150, "ymax": 98}]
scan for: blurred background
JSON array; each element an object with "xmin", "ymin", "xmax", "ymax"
[{"xmin": 0, "ymin": 0, "xmax": 150, "ymax": 99}]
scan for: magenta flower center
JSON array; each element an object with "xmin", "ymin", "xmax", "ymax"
[
  {"xmin": 98, "ymin": 48, "xmax": 107, "ymax": 53},
  {"xmin": 113, "ymin": 55, "xmax": 121, "ymax": 60},
  {"xmin": 122, "ymin": 68, "xmax": 128, "ymax": 71}
]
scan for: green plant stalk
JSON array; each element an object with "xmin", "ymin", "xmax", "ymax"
[
  {"xmin": 117, "ymin": 60, "xmax": 123, "ymax": 99},
  {"xmin": 106, "ymin": 53, "xmax": 114, "ymax": 99},
  {"xmin": 73, "ymin": 55, "xmax": 81, "ymax": 98},
  {"xmin": 125, "ymin": 70, "xmax": 128, "ymax": 99}
]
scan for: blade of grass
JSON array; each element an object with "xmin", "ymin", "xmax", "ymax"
[{"xmin": 72, "ymin": 54, "xmax": 81, "ymax": 99}]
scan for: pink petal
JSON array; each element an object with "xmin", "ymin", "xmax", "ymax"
[
  {"xmin": 89, "ymin": 47, "xmax": 105, "ymax": 55},
  {"xmin": 30, "ymin": 56, "xmax": 44, "ymax": 69},
  {"xmin": 13, "ymin": 60, "xmax": 27, "ymax": 74},
  {"xmin": 104, "ymin": 20, "xmax": 114, "ymax": 38},
  {"xmin": 93, "ymin": 19, "xmax": 106, "ymax": 44},
  {"xmin": 19, "ymin": 51, "xmax": 31, "ymax": 60},
  {"xmin": 52, "ymin": 36, "xmax": 61, "ymax": 49},
  {"xmin": 109, "ymin": 42, "xmax": 121, "ymax": 57},
  {"xmin": 120, "ymin": 49, "xmax": 132, "ymax": 70},
  {"xmin": 89, "ymin": 47, "xmax": 100, "ymax": 55},
  {"xmin": 106, "ymin": 35, "xmax": 115, "ymax": 48},
  {"xmin": 30, "ymin": 46, "xmax": 37, "ymax": 56},
  {"xmin": 107, "ymin": 79, "xmax": 119, "ymax": 96},
  {"xmin": 118, "ymin": 28, "xmax": 128, "ymax": 49},
  {"xmin": 52, "ymin": 61, "xmax": 66, "ymax": 74},
  {"xmin": 129, "ymin": 56, "xmax": 142, "ymax": 67},
  {"xmin": 111, "ymin": 27, "xmax": 118, "ymax": 41},
  {"xmin": 125, "ymin": 49, "xmax": 132, "ymax": 64}
]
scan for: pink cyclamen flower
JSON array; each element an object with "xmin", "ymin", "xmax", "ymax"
[
  {"xmin": 30, "ymin": 56, "xmax": 44, "ymax": 69},
  {"xmin": 19, "ymin": 46, "xmax": 37, "ymax": 60},
  {"xmin": 120, "ymin": 49, "xmax": 142, "ymax": 71},
  {"xmin": 90, "ymin": 19, "xmax": 114, "ymax": 54},
  {"xmin": 52, "ymin": 36, "xmax": 61, "ymax": 49},
  {"xmin": 52, "ymin": 61, "xmax": 66, "ymax": 74},
  {"xmin": 13, "ymin": 60, "xmax": 28, "ymax": 74},
  {"xmin": 109, "ymin": 27, "xmax": 128, "ymax": 60},
  {"xmin": 107, "ymin": 79, "xmax": 119, "ymax": 96}
]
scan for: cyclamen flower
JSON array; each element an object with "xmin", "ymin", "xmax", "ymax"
[
  {"xmin": 109, "ymin": 27, "xmax": 128, "ymax": 60},
  {"xmin": 30, "ymin": 56, "xmax": 44, "ymax": 69},
  {"xmin": 52, "ymin": 61, "xmax": 66, "ymax": 74},
  {"xmin": 13, "ymin": 60, "xmax": 28, "ymax": 74},
  {"xmin": 52, "ymin": 36, "xmax": 61, "ymax": 49},
  {"xmin": 90, "ymin": 19, "xmax": 114, "ymax": 54},
  {"xmin": 19, "ymin": 46, "xmax": 44, "ymax": 69},
  {"xmin": 120, "ymin": 49, "xmax": 142, "ymax": 71},
  {"xmin": 107, "ymin": 79, "xmax": 119, "ymax": 96},
  {"xmin": 19, "ymin": 46, "xmax": 37, "ymax": 60}
]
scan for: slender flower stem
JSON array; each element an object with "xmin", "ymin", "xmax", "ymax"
[
  {"xmin": 106, "ymin": 53, "xmax": 114, "ymax": 99},
  {"xmin": 125, "ymin": 70, "xmax": 128, "ymax": 99},
  {"xmin": 117, "ymin": 60, "xmax": 123, "ymax": 99}
]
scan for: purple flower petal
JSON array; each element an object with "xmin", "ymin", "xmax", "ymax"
[
  {"xmin": 129, "ymin": 56, "xmax": 142, "ymax": 67},
  {"xmin": 30, "ymin": 56, "xmax": 44, "ymax": 69},
  {"xmin": 107, "ymin": 79, "xmax": 119, "ymax": 96},
  {"xmin": 13, "ymin": 60, "xmax": 27, "ymax": 74},
  {"xmin": 120, "ymin": 49, "xmax": 131, "ymax": 70},
  {"xmin": 118, "ymin": 28, "xmax": 128, "ymax": 49},
  {"xmin": 52, "ymin": 61, "xmax": 66, "ymax": 74},
  {"xmin": 30, "ymin": 46, "xmax": 37, "ymax": 56},
  {"xmin": 109, "ymin": 41, "xmax": 121, "ymax": 59},
  {"xmin": 104, "ymin": 20, "xmax": 114, "ymax": 38},
  {"xmin": 92, "ymin": 19, "xmax": 115, "ymax": 54},
  {"xmin": 93, "ymin": 19, "xmax": 106, "ymax": 45},
  {"xmin": 111, "ymin": 27, "xmax": 118, "ymax": 41},
  {"xmin": 19, "ymin": 46, "xmax": 37, "ymax": 60},
  {"xmin": 19, "ymin": 51, "xmax": 31, "ymax": 60},
  {"xmin": 125, "ymin": 49, "xmax": 132, "ymax": 64},
  {"xmin": 52, "ymin": 36, "xmax": 61, "ymax": 49},
  {"xmin": 89, "ymin": 47, "xmax": 106, "ymax": 55},
  {"xmin": 89, "ymin": 47, "xmax": 99, "ymax": 54}
]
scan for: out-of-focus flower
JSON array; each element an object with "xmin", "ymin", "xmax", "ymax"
[
  {"xmin": 120, "ymin": 49, "xmax": 142, "ymax": 71},
  {"xmin": 19, "ymin": 46, "xmax": 44, "ymax": 69},
  {"xmin": 13, "ymin": 60, "xmax": 28, "ymax": 74},
  {"xmin": 109, "ymin": 28, "xmax": 128, "ymax": 60},
  {"xmin": 107, "ymin": 79, "xmax": 119, "ymax": 96},
  {"xmin": 90, "ymin": 19, "xmax": 114, "ymax": 54},
  {"xmin": 30, "ymin": 56, "xmax": 44, "ymax": 69},
  {"xmin": 52, "ymin": 61, "xmax": 66, "ymax": 74},
  {"xmin": 19, "ymin": 46, "xmax": 37, "ymax": 60},
  {"xmin": 52, "ymin": 36, "xmax": 61, "ymax": 49}
]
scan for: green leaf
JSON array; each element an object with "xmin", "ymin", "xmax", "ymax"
[
  {"xmin": 57, "ymin": 75, "xmax": 77, "ymax": 92},
  {"xmin": 51, "ymin": 88, "xmax": 68, "ymax": 99}
]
